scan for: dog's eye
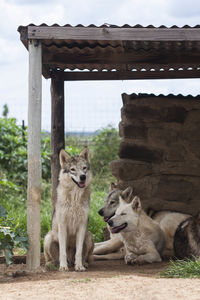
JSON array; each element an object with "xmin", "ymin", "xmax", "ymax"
[
  {"xmin": 70, "ymin": 168, "xmax": 76, "ymax": 172},
  {"xmin": 110, "ymin": 201, "xmax": 115, "ymax": 205},
  {"xmin": 83, "ymin": 166, "xmax": 87, "ymax": 171},
  {"xmin": 121, "ymin": 213, "xmax": 126, "ymax": 216}
]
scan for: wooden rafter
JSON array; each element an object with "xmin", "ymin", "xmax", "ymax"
[
  {"xmin": 28, "ymin": 26, "xmax": 200, "ymax": 41},
  {"xmin": 53, "ymin": 69, "xmax": 200, "ymax": 81}
]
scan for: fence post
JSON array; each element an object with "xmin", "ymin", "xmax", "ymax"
[
  {"xmin": 51, "ymin": 76, "xmax": 65, "ymax": 213},
  {"xmin": 27, "ymin": 39, "xmax": 42, "ymax": 271}
]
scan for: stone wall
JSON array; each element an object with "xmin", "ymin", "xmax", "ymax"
[{"xmin": 110, "ymin": 93, "xmax": 200, "ymax": 215}]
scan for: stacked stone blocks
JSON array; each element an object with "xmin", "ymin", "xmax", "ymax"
[{"xmin": 110, "ymin": 93, "xmax": 200, "ymax": 215}]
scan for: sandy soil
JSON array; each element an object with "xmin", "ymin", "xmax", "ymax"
[{"xmin": 1, "ymin": 260, "xmax": 200, "ymax": 300}]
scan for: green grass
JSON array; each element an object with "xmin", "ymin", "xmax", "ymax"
[{"xmin": 161, "ymin": 258, "xmax": 200, "ymax": 278}]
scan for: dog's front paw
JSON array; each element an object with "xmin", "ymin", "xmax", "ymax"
[
  {"xmin": 132, "ymin": 257, "xmax": 144, "ymax": 265},
  {"xmin": 134, "ymin": 254, "xmax": 162, "ymax": 264},
  {"xmin": 75, "ymin": 264, "xmax": 86, "ymax": 272},
  {"xmin": 59, "ymin": 265, "xmax": 69, "ymax": 272},
  {"xmin": 124, "ymin": 254, "xmax": 137, "ymax": 265}
]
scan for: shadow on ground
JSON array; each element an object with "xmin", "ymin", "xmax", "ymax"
[{"xmin": 0, "ymin": 257, "xmax": 169, "ymax": 284}]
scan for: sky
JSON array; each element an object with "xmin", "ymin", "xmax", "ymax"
[{"xmin": 1, "ymin": 0, "xmax": 200, "ymax": 132}]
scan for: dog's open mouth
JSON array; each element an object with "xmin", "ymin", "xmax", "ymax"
[
  {"xmin": 111, "ymin": 223, "xmax": 127, "ymax": 234},
  {"xmin": 104, "ymin": 213, "xmax": 115, "ymax": 222},
  {"xmin": 78, "ymin": 182, "xmax": 85, "ymax": 188},
  {"xmin": 72, "ymin": 178, "xmax": 86, "ymax": 188}
]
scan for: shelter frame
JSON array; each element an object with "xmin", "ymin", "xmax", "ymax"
[{"xmin": 18, "ymin": 24, "xmax": 200, "ymax": 270}]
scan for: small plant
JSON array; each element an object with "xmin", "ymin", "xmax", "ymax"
[
  {"xmin": 161, "ymin": 258, "xmax": 200, "ymax": 278},
  {"xmin": 0, "ymin": 205, "xmax": 28, "ymax": 265}
]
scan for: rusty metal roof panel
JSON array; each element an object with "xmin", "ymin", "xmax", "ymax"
[
  {"xmin": 17, "ymin": 24, "xmax": 200, "ymax": 79},
  {"xmin": 18, "ymin": 23, "xmax": 200, "ymax": 30},
  {"xmin": 18, "ymin": 24, "xmax": 200, "ymax": 51},
  {"xmin": 124, "ymin": 92, "xmax": 200, "ymax": 99}
]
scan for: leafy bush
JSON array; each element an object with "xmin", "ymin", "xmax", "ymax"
[
  {"xmin": 65, "ymin": 145, "xmax": 82, "ymax": 156},
  {"xmin": 0, "ymin": 118, "xmax": 27, "ymax": 186},
  {"xmin": 0, "ymin": 117, "xmax": 51, "ymax": 185},
  {"xmin": 90, "ymin": 126, "xmax": 120, "ymax": 176},
  {"xmin": 89, "ymin": 183, "xmax": 109, "ymax": 242},
  {"xmin": 0, "ymin": 205, "xmax": 28, "ymax": 265}
]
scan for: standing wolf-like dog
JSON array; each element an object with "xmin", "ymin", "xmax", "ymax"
[{"xmin": 44, "ymin": 147, "xmax": 94, "ymax": 272}]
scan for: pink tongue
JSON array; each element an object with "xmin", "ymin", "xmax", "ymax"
[
  {"xmin": 111, "ymin": 223, "xmax": 126, "ymax": 234},
  {"xmin": 79, "ymin": 182, "xmax": 85, "ymax": 188},
  {"xmin": 111, "ymin": 227, "xmax": 119, "ymax": 234}
]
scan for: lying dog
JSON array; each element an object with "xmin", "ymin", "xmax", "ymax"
[
  {"xmin": 44, "ymin": 147, "xmax": 94, "ymax": 271},
  {"xmin": 93, "ymin": 183, "xmax": 124, "ymax": 260},
  {"xmin": 108, "ymin": 189, "xmax": 165, "ymax": 264},
  {"xmin": 174, "ymin": 214, "xmax": 200, "ymax": 259},
  {"xmin": 151, "ymin": 211, "xmax": 191, "ymax": 257},
  {"xmin": 94, "ymin": 184, "xmax": 190, "ymax": 260}
]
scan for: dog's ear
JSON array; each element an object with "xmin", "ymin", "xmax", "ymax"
[
  {"xmin": 119, "ymin": 195, "xmax": 126, "ymax": 206},
  {"xmin": 59, "ymin": 149, "xmax": 71, "ymax": 168},
  {"xmin": 132, "ymin": 196, "xmax": 142, "ymax": 212},
  {"xmin": 79, "ymin": 147, "xmax": 89, "ymax": 161},
  {"xmin": 120, "ymin": 186, "xmax": 133, "ymax": 203},
  {"xmin": 109, "ymin": 182, "xmax": 117, "ymax": 191}
]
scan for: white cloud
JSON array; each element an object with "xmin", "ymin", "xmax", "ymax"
[
  {"xmin": 0, "ymin": 0, "xmax": 65, "ymax": 39},
  {"xmin": 100, "ymin": 0, "xmax": 168, "ymax": 26},
  {"xmin": 8, "ymin": 0, "xmax": 55, "ymax": 5},
  {"xmin": 168, "ymin": 0, "xmax": 200, "ymax": 19}
]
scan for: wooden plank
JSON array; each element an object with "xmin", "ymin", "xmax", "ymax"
[
  {"xmin": 51, "ymin": 76, "xmax": 65, "ymax": 213},
  {"xmin": 56, "ymin": 69, "xmax": 200, "ymax": 81},
  {"xmin": 27, "ymin": 40, "xmax": 42, "ymax": 271},
  {"xmin": 43, "ymin": 51, "xmax": 200, "ymax": 66},
  {"xmin": 42, "ymin": 64, "xmax": 51, "ymax": 78},
  {"xmin": 28, "ymin": 26, "xmax": 200, "ymax": 41}
]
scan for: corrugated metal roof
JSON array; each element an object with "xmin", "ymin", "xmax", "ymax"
[
  {"xmin": 18, "ymin": 24, "xmax": 200, "ymax": 79},
  {"xmin": 122, "ymin": 92, "xmax": 200, "ymax": 100},
  {"xmin": 18, "ymin": 23, "xmax": 200, "ymax": 29}
]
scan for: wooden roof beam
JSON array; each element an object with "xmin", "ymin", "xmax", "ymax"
[
  {"xmin": 28, "ymin": 26, "xmax": 200, "ymax": 41},
  {"xmin": 54, "ymin": 69, "xmax": 200, "ymax": 81}
]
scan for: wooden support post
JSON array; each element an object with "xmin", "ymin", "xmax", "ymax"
[
  {"xmin": 27, "ymin": 40, "xmax": 42, "ymax": 271},
  {"xmin": 51, "ymin": 76, "xmax": 65, "ymax": 212}
]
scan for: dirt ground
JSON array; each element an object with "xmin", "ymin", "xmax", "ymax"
[{"xmin": 1, "ymin": 259, "xmax": 200, "ymax": 300}]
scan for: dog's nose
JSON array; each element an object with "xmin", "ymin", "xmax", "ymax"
[
  {"xmin": 98, "ymin": 208, "xmax": 104, "ymax": 216},
  {"xmin": 80, "ymin": 174, "xmax": 86, "ymax": 181},
  {"xmin": 108, "ymin": 219, "xmax": 113, "ymax": 227}
]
